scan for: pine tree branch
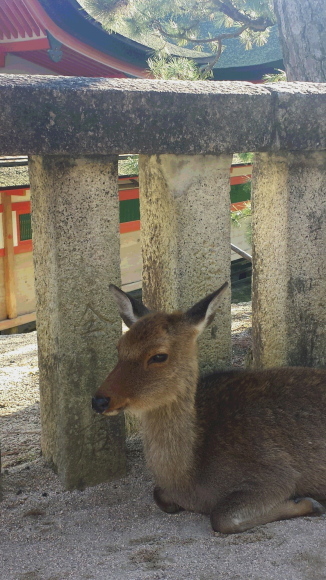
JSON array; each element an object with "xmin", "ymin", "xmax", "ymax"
[
  {"xmin": 200, "ymin": 39, "xmax": 223, "ymax": 72},
  {"xmin": 210, "ymin": 0, "xmax": 274, "ymax": 30},
  {"xmin": 154, "ymin": 21, "xmax": 248, "ymax": 44}
]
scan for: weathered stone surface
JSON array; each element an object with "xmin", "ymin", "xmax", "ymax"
[
  {"xmin": 0, "ymin": 77, "xmax": 325, "ymax": 156},
  {"xmin": 252, "ymin": 151, "xmax": 326, "ymax": 368},
  {"xmin": 30, "ymin": 154, "xmax": 126, "ymax": 490},
  {"xmin": 0, "ymin": 76, "xmax": 273, "ymax": 155},
  {"xmin": 267, "ymin": 82, "xmax": 326, "ymax": 151},
  {"xmin": 140, "ymin": 154, "xmax": 232, "ymax": 374},
  {"xmin": 1, "ymin": 77, "xmax": 325, "ymax": 487}
]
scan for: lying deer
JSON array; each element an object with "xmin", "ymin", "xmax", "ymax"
[{"xmin": 92, "ymin": 282, "xmax": 326, "ymax": 534}]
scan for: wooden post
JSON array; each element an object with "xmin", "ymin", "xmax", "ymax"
[{"xmin": 1, "ymin": 192, "xmax": 17, "ymax": 321}]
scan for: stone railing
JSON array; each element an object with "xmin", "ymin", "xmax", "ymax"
[{"xmin": 0, "ymin": 76, "xmax": 325, "ymax": 489}]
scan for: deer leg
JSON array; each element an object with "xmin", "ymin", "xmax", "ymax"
[
  {"xmin": 153, "ymin": 486, "xmax": 184, "ymax": 514},
  {"xmin": 210, "ymin": 492, "xmax": 325, "ymax": 534}
]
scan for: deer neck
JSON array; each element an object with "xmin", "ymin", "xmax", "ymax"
[{"xmin": 140, "ymin": 389, "xmax": 198, "ymax": 491}]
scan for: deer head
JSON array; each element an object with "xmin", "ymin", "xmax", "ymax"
[{"xmin": 92, "ymin": 282, "xmax": 228, "ymax": 416}]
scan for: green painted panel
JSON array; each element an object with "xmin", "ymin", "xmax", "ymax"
[
  {"xmin": 230, "ymin": 181, "xmax": 251, "ymax": 204},
  {"xmin": 119, "ymin": 184, "xmax": 251, "ymax": 225},
  {"xmin": 19, "ymin": 213, "xmax": 32, "ymax": 241},
  {"xmin": 120, "ymin": 198, "xmax": 140, "ymax": 223}
]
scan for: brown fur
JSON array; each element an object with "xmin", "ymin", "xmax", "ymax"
[{"xmin": 94, "ymin": 286, "xmax": 326, "ymax": 534}]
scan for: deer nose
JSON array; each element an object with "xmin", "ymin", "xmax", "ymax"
[{"xmin": 92, "ymin": 396, "xmax": 110, "ymax": 414}]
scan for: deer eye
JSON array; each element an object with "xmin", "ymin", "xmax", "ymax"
[{"xmin": 148, "ymin": 353, "xmax": 168, "ymax": 364}]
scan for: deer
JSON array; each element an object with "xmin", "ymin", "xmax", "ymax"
[{"xmin": 92, "ymin": 282, "xmax": 326, "ymax": 534}]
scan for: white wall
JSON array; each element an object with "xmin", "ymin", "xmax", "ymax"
[{"xmin": 0, "ymin": 54, "xmax": 57, "ymax": 76}]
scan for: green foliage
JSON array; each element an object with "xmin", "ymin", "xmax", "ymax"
[
  {"xmin": 239, "ymin": 26, "xmax": 271, "ymax": 50},
  {"xmin": 231, "ymin": 200, "xmax": 252, "ymax": 247},
  {"xmin": 118, "ymin": 155, "xmax": 139, "ymax": 175},
  {"xmin": 231, "ymin": 201, "xmax": 252, "ymax": 227},
  {"xmin": 79, "ymin": 0, "xmax": 277, "ymax": 75},
  {"xmin": 263, "ymin": 69, "xmax": 287, "ymax": 82},
  {"xmin": 233, "ymin": 152, "xmax": 254, "ymax": 164},
  {"xmin": 147, "ymin": 55, "xmax": 212, "ymax": 80}
]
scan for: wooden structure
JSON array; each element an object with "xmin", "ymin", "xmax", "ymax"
[
  {"xmin": 0, "ymin": 159, "xmax": 252, "ymax": 331},
  {"xmin": 0, "ymin": 0, "xmax": 150, "ymax": 77},
  {"xmin": 0, "ymin": 0, "xmax": 283, "ymax": 333},
  {"xmin": 0, "ymin": 0, "xmax": 282, "ymax": 80}
]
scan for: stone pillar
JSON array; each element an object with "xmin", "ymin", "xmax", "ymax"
[
  {"xmin": 252, "ymin": 151, "xmax": 326, "ymax": 368},
  {"xmin": 29, "ymin": 155, "xmax": 126, "ymax": 490},
  {"xmin": 139, "ymin": 154, "xmax": 232, "ymax": 373}
]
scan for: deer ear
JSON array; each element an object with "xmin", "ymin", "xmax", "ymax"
[
  {"xmin": 109, "ymin": 285, "xmax": 150, "ymax": 327},
  {"xmin": 185, "ymin": 282, "xmax": 228, "ymax": 334}
]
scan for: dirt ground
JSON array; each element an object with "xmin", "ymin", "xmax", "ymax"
[{"xmin": 1, "ymin": 303, "xmax": 326, "ymax": 580}]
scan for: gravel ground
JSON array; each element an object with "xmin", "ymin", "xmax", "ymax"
[{"xmin": 1, "ymin": 303, "xmax": 326, "ymax": 580}]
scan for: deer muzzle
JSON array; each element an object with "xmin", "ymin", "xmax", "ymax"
[
  {"xmin": 92, "ymin": 396, "xmax": 110, "ymax": 414},
  {"xmin": 92, "ymin": 362, "xmax": 131, "ymax": 415}
]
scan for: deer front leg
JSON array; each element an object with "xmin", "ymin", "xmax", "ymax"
[
  {"xmin": 153, "ymin": 486, "xmax": 184, "ymax": 514},
  {"xmin": 210, "ymin": 492, "xmax": 325, "ymax": 534}
]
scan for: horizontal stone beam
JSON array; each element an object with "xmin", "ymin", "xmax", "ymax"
[{"xmin": 0, "ymin": 76, "xmax": 325, "ymax": 155}]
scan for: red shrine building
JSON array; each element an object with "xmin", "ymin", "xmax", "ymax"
[
  {"xmin": 0, "ymin": 0, "xmax": 151, "ymax": 77},
  {"xmin": 0, "ymin": 0, "xmax": 278, "ymax": 330}
]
